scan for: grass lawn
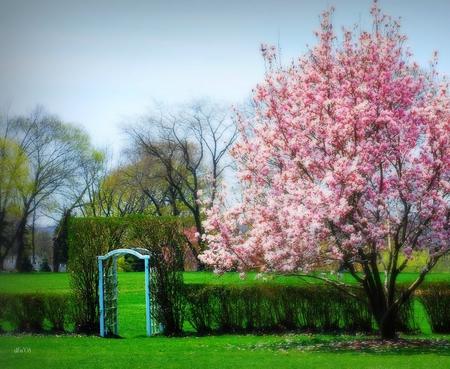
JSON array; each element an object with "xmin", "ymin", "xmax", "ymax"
[
  {"xmin": 2, "ymin": 270, "xmax": 450, "ymax": 294},
  {"xmin": 1, "ymin": 271, "xmax": 450, "ymax": 368},
  {"xmin": 2, "ymin": 332, "xmax": 450, "ymax": 369}
]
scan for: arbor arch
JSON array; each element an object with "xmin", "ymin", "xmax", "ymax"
[{"xmin": 97, "ymin": 248, "xmax": 161, "ymax": 337}]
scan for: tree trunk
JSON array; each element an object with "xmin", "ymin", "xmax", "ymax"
[
  {"xmin": 368, "ymin": 289, "xmax": 400, "ymax": 340},
  {"xmin": 193, "ymin": 208, "xmax": 207, "ymax": 271},
  {"xmin": 360, "ymin": 268, "xmax": 399, "ymax": 340},
  {"xmin": 0, "ymin": 253, "xmax": 6, "ymax": 271},
  {"xmin": 379, "ymin": 309, "xmax": 398, "ymax": 340},
  {"xmin": 14, "ymin": 218, "xmax": 27, "ymax": 271},
  {"xmin": 52, "ymin": 237, "xmax": 60, "ymax": 272}
]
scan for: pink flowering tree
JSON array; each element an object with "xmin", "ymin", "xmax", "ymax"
[{"xmin": 199, "ymin": 2, "xmax": 450, "ymax": 339}]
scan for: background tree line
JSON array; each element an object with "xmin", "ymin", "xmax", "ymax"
[{"xmin": 0, "ymin": 98, "xmax": 238, "ymax": 271}]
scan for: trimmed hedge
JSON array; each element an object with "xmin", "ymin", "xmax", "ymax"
[
  {"xmin": 184, "ymin": 284, "xmax": 417, "ymax": 334},
  {"xmin": 1, "ymin": 281, "xmax": 445, "ymax": 336},
  {"xmin": 68, "ymin": 215, "xmax": 189, "ymax": 335},
  {"xmin": 416, "ymin": 283, "xmax": 450, "ymax": 333},
  {"xmin": 68, "ymin": 217, "xmax": 128, "ymax": 333},
  {"xmin": 0, "ymin": 293, "xmax": 73, "ymax": 332}
]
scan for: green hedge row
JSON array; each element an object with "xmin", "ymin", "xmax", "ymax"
[
  {"xmin": 1, "ymin": 283, "xmax": 449, "ymax": 335},
  {"xmin": 184, "ymin": 284, "xmax": 417, "ymax": 334},
  {"xmin": 417, "ymin": 283, "xmax": 450, "ymax": 334},
  {"xmin": 0, "ymin": 293, "xmax": 73, "ymax": 332}
]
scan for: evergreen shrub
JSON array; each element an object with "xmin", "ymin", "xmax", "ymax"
[
  {"xmin": 39, "ymin": 256, "xmax": 52, "ymax": 272},
  {"xmin": 45, "ymin": 294, "xmax": 71, "ymax": 331}
]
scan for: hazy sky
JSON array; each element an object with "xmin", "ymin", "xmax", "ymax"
[{"xmin": 1, "ymin": 0, "xmax": 450, "ymax": 152}]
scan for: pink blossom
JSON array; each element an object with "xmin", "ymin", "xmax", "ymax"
[{"xmin": 199, "ymin": 2, "xmax": 450, "ymax": 286}]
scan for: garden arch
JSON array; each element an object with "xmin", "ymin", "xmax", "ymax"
[{"xmin": 97, "ymin": 248, "xmax": 161, "ymax": 337}]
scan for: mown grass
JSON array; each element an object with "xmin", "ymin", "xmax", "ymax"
[
  {"xmin": 1, "ymin": 272, "xmax": 450, "ymax": 368},
  {"xmin": 2, "ymin": 270, "xmax": 450, "ymax": 294},
  {"xmin": 2, "ymin": 332, "xmax": 450, "ymax": 369}
]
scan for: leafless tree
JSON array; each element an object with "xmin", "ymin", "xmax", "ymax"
[
  {"xmin": 121, "ymin": 98, "xmax": 238, "ymax": 268},
  {"xmin": 0, "ymin": 105, "xmax": 102, "ymax": 270}
]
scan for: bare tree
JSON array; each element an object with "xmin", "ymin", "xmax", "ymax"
[
  {"xmin": 0, "ymin": 105, "xmax": 101, "ymax": 270},
  {"xmin": 121, "ymin": 98, "xmax": 238, "ymax": 268}
]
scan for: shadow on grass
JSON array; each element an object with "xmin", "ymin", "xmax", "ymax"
[{"xmin": 249, "ymin": 336, "xmax": 450, "ymax": 356}]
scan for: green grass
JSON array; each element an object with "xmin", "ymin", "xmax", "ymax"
[
  {"xmin": 1, "ymin": 272, "xmax": 450, "ymax": 368},
  {"xmin": 0, "ymin": 272, "xmax": 71, "ymax": 293},
  {"xmin": 2, "ymin": 270, "xmax": 449, "ymax": 294},
  {"xmin": 1, "ymin": 333, "xmax": 450, "ymax": 369}
]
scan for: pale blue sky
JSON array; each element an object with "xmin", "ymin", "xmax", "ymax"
[{"xmin": 1, "ymin": 0, "xmax": 449, "ymax": 152}]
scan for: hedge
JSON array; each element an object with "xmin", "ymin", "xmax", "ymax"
[
  {"xmin": 0, "ymin": 293, "xmax": 73, "ymax": 332},
  {"xmin": 184, "ymin": 284, "xmax": 414, "ymax": 334},
  {"xmin": 1, "ymin": 282, "xmax": 447, "ymax": 335},
  {"xmin": 416, "ymin": 283, "xmax": 450, "ymax": 333},
  {"xmin": 68, "ymin": 215, "xmax": 188, "ymax": 335}
]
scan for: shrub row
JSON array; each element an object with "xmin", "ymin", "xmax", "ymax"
[
  {"xmin": 184, "ymin": 284, "xmax": 417, "ymax": 334},
  {"xmin": 416, "ymin": 283, "xmax": 450, "ymax": 334},
  {"xmin": 0, "ymin": 293, "xmax": 73, "ymax": 332},
  {"xmin": 1, "ymin": 282, "xmax": 448, "ymax": 335}
]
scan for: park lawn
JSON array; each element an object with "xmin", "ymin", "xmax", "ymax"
[
  {"xmin": 0, "ymin": 271, "xmax": 309, "ymax": 294},
  {"xmin": 2, "ymin": 270, "xmax": 450, "ymax": 295},
  {"xmin": 2, "ymin": 333, "xmax": 450, "ymax": 369},
  {"xmin": 1, "ymin": 272, "xmax": 450, "ymax": 368},
  {"xmin": 0, "ymin": 272, "xmax": 71, "ymax": 293}
]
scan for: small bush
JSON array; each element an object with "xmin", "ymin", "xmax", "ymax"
[
  {"xmin": 338, "ymin": 290, "xmax": 373, "ymax": 332},
  {"xmin": 0, "ymin": 293, "xmax": 73, "ymax": 333},
  {"xmin": 184, "ymin": 284, "xmax": 216, "ymax": 333},
  {"xmin": 6, "ymin": 293, "xmax": 46, "ymax": 332},
  {"xmin": 0, "ymin": 294, "xmax": 13, "ymax": 332},
  {"xmin": 46, "ymin": 294, "xmax": 71, "ymax": 331},
  {"xmin": 394, "ymin": 286, "xmax": 419, "ymax": 334},
  {"xmin": 39, "ymin": 256, "xmax": 52, "ymax": 272}
]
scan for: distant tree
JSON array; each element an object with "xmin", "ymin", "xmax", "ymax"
[
  {"xmin": 0, "ymin": 135, "xmax": 29, "ymax": 270},
  {"xmin": 200, "ymin": 3, "xmax": 450, "ymax": 339},
  {"xmin": 52, "ymin": 209, "xmax": 71, "ymax": 272},
  {"xmin": 51, "ymin": 148, "xmax": 106, "ymax": 271},
  {"xmin": 92, "ymin": 161, "xmax": 167, "ymax": 217},
  {"xmin": 34, "ymin": 226, "xmax": 53, "ymax": 261},
  {"xmin": 74, "ymin": 148, "xmax": 110, "ymax": 218},
  {"xmin": 0, "ymin": 105, "xmax": 101, "ymax": 271},
  {"xmin": 39, "ymin": 255, "xmax": 51, "ymax": 272},
  {"xmin": 122, "ymin": 99, "xmax": 237, "ymax": 268}
]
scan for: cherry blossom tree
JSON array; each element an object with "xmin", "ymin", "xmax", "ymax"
[{"xmin": 200, "ymin": 1, "xmax": 450, "ymax": 339}]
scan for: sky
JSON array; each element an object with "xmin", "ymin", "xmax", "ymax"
[{"xmin": 1, "ymin": 0, "xmax": 450, "ymax": 154}]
